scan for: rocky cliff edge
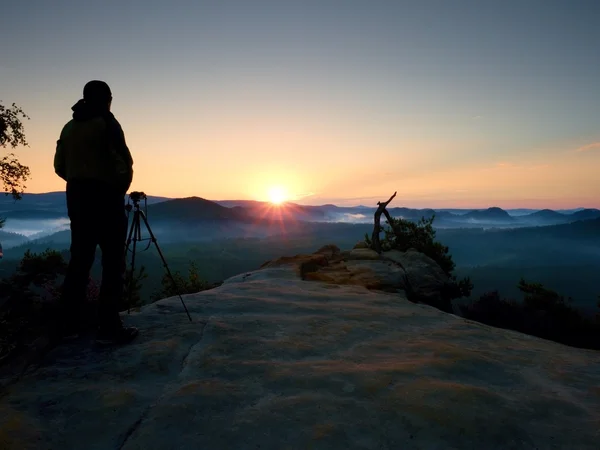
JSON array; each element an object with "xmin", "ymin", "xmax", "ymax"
[{"xmin": 1, "ymin": 246, "xmax": 599, "ymax": 449}]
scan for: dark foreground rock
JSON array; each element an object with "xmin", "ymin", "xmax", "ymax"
[{"xmin": 1, "ymin": 261, "xmax": 599, "ymax": 449}]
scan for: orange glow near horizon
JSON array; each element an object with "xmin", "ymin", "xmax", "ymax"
[
  {"xmin": 11, "ymin": 103, "xmax": 600, "ymax": 210},
  {"xmin": 18, "ymin": 139, "xmax": 600, "ymax": 209}
]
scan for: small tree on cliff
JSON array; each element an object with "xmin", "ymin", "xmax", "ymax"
[
  {"xmin": 151, "ymin": 261, "xmax": 210, "ymax": 302},
  {"xmin": 378, "ymin": 214, "xmax": 472, "ymax": 299},
  {"xmin": 364, "ymin": 193, "xmax": 473, "ymax": 308},
  {"xmin": 381, "ymin": 215, "xmax": 455, "ymax": 274}
]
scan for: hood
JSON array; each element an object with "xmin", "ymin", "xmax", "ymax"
[{"xmin": 71, "ymin": 99, "xmax": 112, "ymax": 122}]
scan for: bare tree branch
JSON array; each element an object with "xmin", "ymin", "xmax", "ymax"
[
  {"xmin": 377, "ymin": 191, "xmax": 396, "ymax": 208},
  {"xmin": 370, "ymin": 191, "xmax": 397, "ymax": 253}
]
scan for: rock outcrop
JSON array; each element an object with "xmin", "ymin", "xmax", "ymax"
[
  {"xmin": 262, "ymin": 244, "xmax": 451, "ymax": 311},
  {"xmin": 1, "ymin": 249, "xmax": 599, "ymax": 449}
]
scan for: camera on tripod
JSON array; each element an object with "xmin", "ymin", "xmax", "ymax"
[
  {"xmin": 129, "ymin": 191, "xmax": 147, "ymax": 204},
  {"xmin": 123, "ymin": 188, "xmax": 192, "ymax": 322}
]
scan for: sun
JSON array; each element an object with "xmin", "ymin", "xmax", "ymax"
[{"xmin": 267, "ymin": 186, "xmax": 288, "ymax": 205}]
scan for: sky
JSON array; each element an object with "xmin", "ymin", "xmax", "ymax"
[{"xmin": 1, "ymin": 0, "xmax": 599, "ymax": 208}]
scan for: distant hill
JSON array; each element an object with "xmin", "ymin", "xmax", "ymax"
[
  {"xmin": 501, "ymin": 208, "xmax": 599, "ymax": 227},
  {"xmin": 0, "ymin": 230, "xmax": 29, "ymax": 249},
  {"xmin": 216, "ymin": 200, "xmax": 327, "ymax": 221},
  {"xmin": 525, "ymin": 209, "xmax": 567, "ymax": 220},
  {"xmin": 0, "ymin": 192, "xmax": 67, "ymax": 216},
  {"xmin": 437, "ymin": 216, "xmax": 600, "ymax": 271},
  {"xmin": 385, "ymin": 207, "xmax": 456, "ymax": 221},
  {"xmin": 519, "ymin": 209, "xmax": 570, "ymax": 225},
  {"xmin": 0, "ymin": 191, "xmax": 67, "ymax": 206},
  {"xmin": 214, "ymin": 200, "xmax": 267, "ymax": 209},
  {"xmin": 147, "ymin": 197, "xmax": 248, "ymax": 222},
  {"xmin": 570, "ymin": 208, "xmax": 600, "ymax": 221},
  {"xmin": 516, "ymin": 216, "xmax": 600, "ymax": 239},
  {"xmin": 463, "ymin": 207, "xmax": 514, "ymax": 222},
  {"xmin": 0, "ymin": 191, "xmax": 171, "ymax": 220},
  {"xmin": 447, "ymin": 217, "xmax": 600, "ymax": 244},
  {"xmin": 0, "ymin": 209, "xmax": 68, "ymax": 220}
]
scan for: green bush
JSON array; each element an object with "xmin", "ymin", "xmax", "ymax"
[
  {"xmin": 385, "ymin": 215, "xmax": 455, "ymax": 275},
  {"xmin": 151, "ymin": 261, "xmax": 211, "ymax": 302},
  {"xmin": 365, "ymin": 214, "xmax": 473, "ymax": 308},
  {"xmin": 460, "ymin": 280, "xmax": 600, "ymax": 350},
  {"xmin": 123, "ymin": 265, "xmax": 148, "ymax": 311}
]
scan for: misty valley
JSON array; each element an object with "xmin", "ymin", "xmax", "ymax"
[{"xmin": 1, "ymin": 192, "xmax": 599, "ymax": 316}]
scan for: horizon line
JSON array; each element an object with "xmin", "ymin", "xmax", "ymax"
[{"xmin": 5, "ymin": 191, "xmax": 595, "ymax": 211}]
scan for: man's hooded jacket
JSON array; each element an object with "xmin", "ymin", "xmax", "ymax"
[{"xmin": 54, "ymin": 100, "xmax": 133, "ymax": 194}]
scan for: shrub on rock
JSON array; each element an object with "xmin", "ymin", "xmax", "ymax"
[{"xmin": 460, "ymin": 280, "xmax": 600, "ymax": 350}]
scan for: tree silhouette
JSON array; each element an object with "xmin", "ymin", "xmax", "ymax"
[{"xmin": 0, "ymin": 101, "xmax": 31, "ymax": 203}]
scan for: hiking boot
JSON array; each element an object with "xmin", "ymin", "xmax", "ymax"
[{"xmin": 95, "ymin": 325, "xmax": 139, "ymax": 346}]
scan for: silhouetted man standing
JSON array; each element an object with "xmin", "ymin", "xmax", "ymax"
[{"xmin": 54, "ymin": 80, "xmax": 138, "ymax": 345}]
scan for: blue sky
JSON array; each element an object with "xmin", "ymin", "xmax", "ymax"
[{"xmin": 1, "ymin": 0, "xmax": 599, "ymax": 207}]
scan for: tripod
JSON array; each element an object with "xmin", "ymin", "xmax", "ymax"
[{"xmin": 124, "ymin": 191, "xmax": 192, "ymax": 322}]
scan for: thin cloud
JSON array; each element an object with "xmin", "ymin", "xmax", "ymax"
[
  {"xmin": 291, "ymin": 192, "xmax": 316, "ymax": 201},
  {"xmin": 495, "ymin": 162, "xmax": 518, "ymax": 168},
  {"xmin": 494, "ymin": 162, "xmax": 549, "ymax": 170},
  {"xmin": 576, "ymin": 142, "xmax": 600, "ymax": 152}
]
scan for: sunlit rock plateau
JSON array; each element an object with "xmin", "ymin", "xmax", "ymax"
[{"xmin": 1, "ymin": 246, "xmax": 599, "ymax": 449}]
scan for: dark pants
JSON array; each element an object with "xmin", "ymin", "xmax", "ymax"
[{"xmin": 61, "ymin": 178, "xmax": 128, "ymax": 329}]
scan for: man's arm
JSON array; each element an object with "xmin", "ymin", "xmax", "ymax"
[
  {"xmin": 54, "ymin": 135, "xmax": 67, "ymax": 181},
  {"xmin": 106, "ymin": 116, "xmax": 134, "ymax": 193}
]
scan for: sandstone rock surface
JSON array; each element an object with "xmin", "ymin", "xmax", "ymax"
[
  {"xmin": 262, "ymin": 245, "xmax": 449, "ymax": 304},
  {"xmin": 1, "ymin": 258, "xmax": 599, "ymax": 449}
]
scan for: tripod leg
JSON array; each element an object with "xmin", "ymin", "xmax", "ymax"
[
  {"xmin": 125, "ymin": 211, "xmax": 139, "ymax": 314},
  {"xmin": 124, "ymin": 209, "xmax": 136, "ymax": 259},
  {"xmin": 138, "ymin": 211, "xmax": 193, "ymax": 322}
]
